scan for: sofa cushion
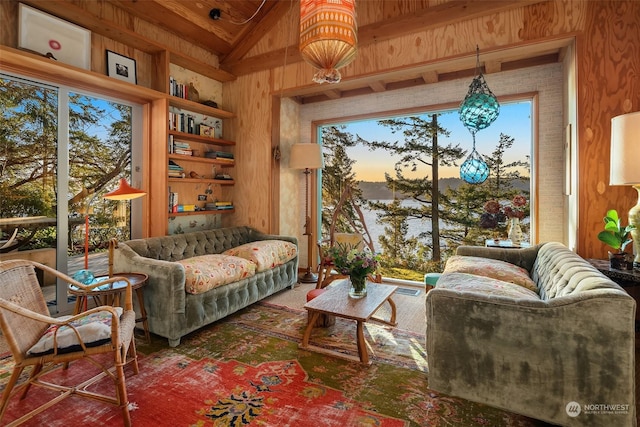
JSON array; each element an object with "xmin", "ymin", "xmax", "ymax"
[
  {"xmin": 178, "ymin": 254, "xmax": 257, "ymax": 294},
  {"xmin": 444, "ymin": 255, "xmax": 537, "ymax": 292},
  {"xmin": 223, "ymin": 240, "xmax": 297, "ymax": 272},
  {"xmin": 436, "ymin": 272, "xmax": 540, "ymax": 300},
  {"xmin": 28, "ymin": 308, "xmax": 123, "ymax": 356}
]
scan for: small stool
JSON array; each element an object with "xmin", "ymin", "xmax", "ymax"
[
  {"xmin": 424, "ymin": 272, "xmax": 441, "ymax": 292},
  {"xmin": 306, "ymin": 288, "xmax": 335, "ymax": 327}
]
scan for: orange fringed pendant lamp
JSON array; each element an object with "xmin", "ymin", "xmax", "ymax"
[{"xmin": 299, "ymin": 0, "xmax": 357, "ymax": 84}]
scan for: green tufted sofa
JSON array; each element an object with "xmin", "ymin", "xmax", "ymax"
[
  {"xmin": 112, "ymin": 226, "xmax": 298, "ymax": 347},
  {"xmin": 426, "ymin": 242, "xmax": 636, "ymax": 427}
]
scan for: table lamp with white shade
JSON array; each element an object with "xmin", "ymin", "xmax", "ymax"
[
  {"xmin": 610, "ymin": 111, "xmax": 640, "ymax": 268},
  {"xmin": 290, "ymin": 143, "xmax": 324, "ymax": 283}
]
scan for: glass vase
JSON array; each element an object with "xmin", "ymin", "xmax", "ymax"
[
  {"xmin": 508, "ymin": 217, "xmax": 524, "ymax": 245},
  {"xmin": 348, "ymin": 274, "xmax": 367, "ymax": 299}
]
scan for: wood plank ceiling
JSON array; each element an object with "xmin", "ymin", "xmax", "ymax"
[{"xmin": 22, "ymin": 0, "xmax": 566, "ymax": 104}]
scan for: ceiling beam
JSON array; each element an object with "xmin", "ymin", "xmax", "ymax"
[
  {"xmin": 484, "ymin": 61, "xmax": 503, "ymax": 74},
  {"xmin": 221, "ymin": 1, "xmax": 296, "ymax": 64},
  {"xmin": 110, "ymin": 0, "xmax": 231, "ymax": 56},
  {"xmin": 322, "ymin": 89, "xmax": 342, "ymax": 99},
  {"xmin": 280, "ymin": 37, "xmax": 570, "ymax": 104},
  {"xmin": 222, "ymin": 0, "xmax": 547, "ymax": 76},
  {"xmin": 421, "ymin": 71, "xmax": 439, "ymax": 84},
  {"xmin": 368, "ymin": 81, "xmax": 387, "ymax": 92}
]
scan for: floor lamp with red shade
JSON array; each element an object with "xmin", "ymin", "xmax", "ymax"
[
  {"xmin": 104, "ymin": 178, "xmax": 146, "ymax": 277},
  {"xmin": 73, "ymin": 178, "xmax": 145, "ymax": 284}
]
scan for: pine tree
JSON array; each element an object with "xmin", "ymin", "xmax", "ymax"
[
  {"xmin": 377, "ymin": 199, "xmax": 430, "ymax": 270},
  {"xmin": 319, "ymin": 126, "xmax": 364, "ymax": 237},
  {"xmin": 358, "ymin": 114, "xmax": 465, "ymax": 261},
  {"xmin": 1, "ymin": 78, "xmax": 134, "ymax": 250}
]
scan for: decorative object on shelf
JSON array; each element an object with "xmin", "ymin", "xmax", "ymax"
[
  {"xmin": 299, "ymin": 0, "xmax": 357, "ymax": 84},
  {"xmin": 199, "ymin": 124, "xmax": 214, "ymax": 138},
  {"xmin": 187, "ymin": 82, "xmax": 199, "ymax": 102},
  {"xmin": 18, "ymin": 3, "xmax": 91, "ymax": 69},
  {"xmin": 326, "ymin": 242, "xmax": 380, "ymax": 299},
  {"xmin": 201, "ymin": 100, "xmax": 218, "ymax": 109},
  {"xmin": 106, "ymin": 50, "xmax": 137, "ymax": 84},
  {"xmin": 290, "ymin": 143, "xmax": 324, "ymax": 283},
  {"xmin": 458, "ymin": 46, "xmax": 500, "ymax": 184},
  {"xmin": 609, "ymin": 111, "xmax": 640, "ymax": 269},
  {"xmin": 597, "ymin": 209, "xmax": 635, "ymax": 270},
  {"xmin": 507, "ymin": 218, "xmax": 524, "ymax": 245}
]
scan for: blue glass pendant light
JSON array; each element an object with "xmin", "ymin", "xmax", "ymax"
[
  {"xmin": 460, "ymin": 133, "xmax": 490, "ymax": 184},
  {"xmin": 459, "ymin": 46, "xmax": 499, "ymax": 184}
]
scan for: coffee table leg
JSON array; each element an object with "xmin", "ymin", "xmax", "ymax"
[
  {"xmin": 387, "ymin": 297, "xmax": 397, "ymax": 326},
  {"xmin": 356, "ymin": 321, "xmax": 369, "ymax": 364},
  {"xmin": 302, "ymin": 311, "xmax": 319, "ymax": 347}
]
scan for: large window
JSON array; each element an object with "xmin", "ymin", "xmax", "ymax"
[
  {"xmin": 318, "ymin": 101, "xmax": 532, "ymax": 281},
  {"xmin": 0, "ymin": 74, "xmax": 141, "ymax": 313}
]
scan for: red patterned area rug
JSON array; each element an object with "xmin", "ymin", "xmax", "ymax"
[{"xmin": 0, "ymin": 302, "xmax": 548, "ymax": 426}]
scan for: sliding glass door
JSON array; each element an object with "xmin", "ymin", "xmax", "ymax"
[{"xmin": 0, "ymin": 74, "xmax": 141, "ymax": 314}]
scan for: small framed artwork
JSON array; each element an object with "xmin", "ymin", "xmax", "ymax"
[
  {"xmin": 106, "ymin": 50, "xmax": 137, "ymax": 84},
  {"xmin": 18, "ymin": 3, "xmax": 91, "ymax": 69}
]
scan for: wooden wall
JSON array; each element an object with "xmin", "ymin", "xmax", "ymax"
[
  {"xmin": 576, "ymin": 1, "xmax": 640, "ymax": 259},
  {"xmin": 232, "ymin": 0, "xmax": 639, "ymax": 259},
  {"xmin": 1, "ymin": 0, "xmax": 639, "ymax": 259}
]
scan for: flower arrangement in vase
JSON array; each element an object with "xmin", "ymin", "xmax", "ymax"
[
  {"xmin": 327, "ymin": 242, "xmax": 380, "ymax": 299},
  {"xmin": 480, "ymin": 194, "xmax": 528, "ymax": 244}
]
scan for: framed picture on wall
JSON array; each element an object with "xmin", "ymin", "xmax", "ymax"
[
  {"xmin": 18, "ymin": 3, "xmax": 91, "ymax": 69},
  {"xmin": 106, "ymin": 50, "xmax": 137, "ymax": 84}
]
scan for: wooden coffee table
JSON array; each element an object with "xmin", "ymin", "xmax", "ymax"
[{"xmin": 301, "ymin": 279, "xmax": 397, "ymax": 365}]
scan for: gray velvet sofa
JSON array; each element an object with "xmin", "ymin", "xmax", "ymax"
[
  {"xmin": 425, "ymin": 242, "xmax": 636, "ymax": 427},
  {"xmin": 112, "ymin": 226, "xmax": 298, "ymax": 347}
]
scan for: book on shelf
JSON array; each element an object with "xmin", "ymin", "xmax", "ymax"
[
  {"xmin": 168, "ymin": 160, "xmax": 185, "ymax": 178},
  {"xmin": 169, "ymin": 160, "xmax": 183, "ymax": 170},
  {"xmin": 175, "ymin": 204, "xmax": 196, "ymax": 212},
  {"xmin": 215, "ymin": 158, "xmax": 234, "ymax": 165},
  {"xmin": 169, "ymin": 76, "xmax": 189, "ymax": 99},
  {"xmin": 169, "ymin": 191, "xmax": 178, "ymax": 213}
]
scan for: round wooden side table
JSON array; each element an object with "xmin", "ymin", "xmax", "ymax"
[{"xmin": 68, "ymin": 272, "xmax": 150, "ymax": 342}]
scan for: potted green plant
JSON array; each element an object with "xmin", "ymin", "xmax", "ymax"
[{"xmin": 597, "ymin": 209, "xmax": 635, "ymax": 269}]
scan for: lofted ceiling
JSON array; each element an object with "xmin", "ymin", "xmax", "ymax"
[{"xmin": 20, "ymin": 0, "xmax": 569, "ymax": 104}]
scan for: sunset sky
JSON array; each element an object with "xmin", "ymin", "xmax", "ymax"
[{"xmin": 327, "ymin": 100, "xmax": 532, "ymax": 182}]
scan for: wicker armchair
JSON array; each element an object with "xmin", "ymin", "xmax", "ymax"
[{"xmin": 0, "ymin": 260, "xmax": 139, "ymax": 426}]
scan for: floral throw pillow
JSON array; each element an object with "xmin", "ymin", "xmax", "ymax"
[
  {"xmin": 178, "ymin": 254, "xmax": 257, "ymax": 294},
  {"xmin": 28, "ymin": 307, "xmax": 123, "ymax": 356},
  {"xmin": 436, "ymin": 272, "xmax": 540, "ymax": 300},
  {"xmin": 444, "ymin": 255, "xmax": 538, "ymax": 292},
  {"xmin": 223, "ymin": 240, "xmax": 297, "ymax": 272}
]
